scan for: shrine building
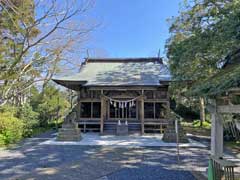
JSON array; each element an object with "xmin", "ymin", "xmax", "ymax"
[{"xmin": 53, "ymin": 57, "xmax": 171, "ymax": 134}]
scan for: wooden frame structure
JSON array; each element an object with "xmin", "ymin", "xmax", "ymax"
[{"xmin": 77, "ymin": 87, "xmax": 170, "ymax": 134}]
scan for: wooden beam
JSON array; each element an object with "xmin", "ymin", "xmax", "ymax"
[
  {"xmin": 88, "ymin": 86, "xmax": 162, "ymax": 91},
  {"xmin": 217, "ymin": 105, "xmax": 240, "ymax": 113},
  {"xmin": 79, "ymin": 98, "xmax": 101, "ymax": 102},
  {"xmin": 227, "ymin": 87, "xmax": 240, "ymax": 93},
  {"xmin": 144, "ymin": 99, "xmax": 169, "ymax": 102}
]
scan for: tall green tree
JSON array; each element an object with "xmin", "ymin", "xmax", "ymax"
[
  {"xmin": 30, "ymin": 84, "xmax": 70, "ymax": 127},
  {"xmin": 166, "ymin": 0, "xmax": 240, "ymax": 124},
  {"xmin": 167, "ymin": 0, "xmax": 240, "ymax": 83}
]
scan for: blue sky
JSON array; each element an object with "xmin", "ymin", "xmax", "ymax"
[{"xmin": 83, "ymin": 0, "xmax": 182, "ymax": 58}]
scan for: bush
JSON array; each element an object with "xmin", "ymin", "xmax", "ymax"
[
  {"xmin": 17, "ymin": 104, "xmax": 39, "ymax": 137},
  {"xmin": 0, "ymin": 112, "xmax": 24, "ymax": 145},
  {"xmin": 0, "ymin": 105, "xmax": 18, "ymax": 116},
  {"xmin": 192, "ymin": 120, "xmax": 211, "ymax": 129},
  {"xmin": 0, "ymin": 134, "xmax": 5, "ymax": 146},
  {"xmin": 174, "ymin": 104, "xmax": 199, "ymax": 121}
]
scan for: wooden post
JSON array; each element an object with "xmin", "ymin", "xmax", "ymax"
[
  {"xmin": 76, "ymin": 92, "xmax": 81, "ymax": 122},
  {"xmin": 140, "ymin": 92, "xmax": 145, "ymax": 135},
  {"xmin": 160, "ymin": 124, "xmax": 163, "ymax": 134},
  {"xmin": 209, "ymin": 99, "xmax": 223, "ymax": 157},
  {"xmin": 100, "ymin": 91, "xmax": 106, "ymax": 134}
]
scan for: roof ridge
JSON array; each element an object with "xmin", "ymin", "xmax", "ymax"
[{"xmin": 84, "ymin": 57, "xmax": 163, "ymax": 63}]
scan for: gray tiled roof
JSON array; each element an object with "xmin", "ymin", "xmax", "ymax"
[{"xmin": 53, "ymin": 58, "xmax": 171, "ymax": 87}]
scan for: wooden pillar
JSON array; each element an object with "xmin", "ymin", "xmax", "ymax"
[
  {"xmin": 140, "ymin": 94, "xmax": 145, "ymax": 135},
  {"xmin": 166, "ymin": 88, "xmax": 171, "ymax": 119},
  {"xmin": 76, "ymin": 92, "xmax": 81, "ymax": 121},
  {"xmin": 209, "ymin": 99, "xmax": 223, "ymax": 157},
  {"xmin": 100, "ymin": 93, "xmax": 106, "ymax": 134}
]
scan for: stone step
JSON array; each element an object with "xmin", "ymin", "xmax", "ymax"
[
  {"xmin": 58, "ymin": 132, "xmax": 80, "ymax": 136},
  {"xmin": 57, "ymin": 123, "xmax": 81, "ymax": 141},
  {"xmin": 58, "ymin": 135, "xmax": 80, "ymax": 139},
  {"xmin": 58, "ymin": 134, "xmax": 80, "ymax": 137},
  {"xmin": 58, "ymin": 134, "xmax": 80, "ymax": 139},
  {"xmin": 163, "ymin": 120, "xmax": 188, "ymax": 143},
  {"xmin": 58, "ymin": 136, "xmax": 81, "ymax": 141},
  {"xmin": 62, "ymin": 123, "xmax": 78, "ymax": 128},
  {"xmin": 59, "ymin": 128, "xmax": 80, "ymax": 134},
  {"xmin": 58, "ymin": 130, "xmax": 80, "ymax": 135},
  {"xmin": 104, "ymin": 124, "xmax": 141, "ymax": 132}
]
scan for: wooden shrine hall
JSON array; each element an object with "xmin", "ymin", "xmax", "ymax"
[{"xmin": 53, "ymin": 57, "xmax": 172, "ymax": 134}]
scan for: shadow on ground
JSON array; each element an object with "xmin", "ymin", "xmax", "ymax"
[{"xmin": 0, "ymin": 131, "xmax": 210, "ymax": 180}]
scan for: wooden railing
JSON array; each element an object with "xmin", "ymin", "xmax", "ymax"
[{"xmin": 209, "ymin": 156, "xmax": 237, "ymax": 180}]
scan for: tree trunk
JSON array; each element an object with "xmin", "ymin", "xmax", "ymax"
[{"xmin": 199, "ymin": 97, "xmax": 205, "ymax": 127}]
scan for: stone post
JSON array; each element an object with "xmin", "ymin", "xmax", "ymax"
[{"xmin": 209, "ymin": 99, "xmax": 223, "ymax": 157}]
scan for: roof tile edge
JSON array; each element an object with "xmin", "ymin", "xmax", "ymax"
[{"xmin": 83, "ymin": 57, "xmax": 163, "ymax": 64}]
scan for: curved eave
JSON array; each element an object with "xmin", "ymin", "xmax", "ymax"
[
  {"xmin": 159, "ymin": 80, "xmax": 172, "ymax": 86},
  {"xmin": 52, "ymin": 79, "xmax": 87, "ymax": 91}
]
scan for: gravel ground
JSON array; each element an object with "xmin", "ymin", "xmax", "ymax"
[
  {"xmin": 0, "ymin": 131, "xmax": 213, "ymax": 180},
  {"xmin": 106, "ymin": 164, "xmax": 197, "ymax": 180}
]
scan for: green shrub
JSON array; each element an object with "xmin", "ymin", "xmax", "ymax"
[
  {"xmin": 0, "ymin": 134, "xmax": 5, "ymax": 146},
  {"xmin": 17, "ymin": 104, "xmax": 39, "ymax": 137},
  {"xmin": 0, "ymin": 112, "xmax": 24, "ymax": 145},
  {"xmin": 174, "ymin": 104, "xmax": 200, "ymax": 121},
  {"xmin": 192, "ymin": 120, "xmax": 211, "ymax": 129},
  {"xmin": 0, "ymin": 105, "xmax": 18, "ymax": 116}
]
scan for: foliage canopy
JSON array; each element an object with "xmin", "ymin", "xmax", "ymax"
[{"xmin": 167, "ymin": 0, "xmax": 240, "ymax": 97}]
